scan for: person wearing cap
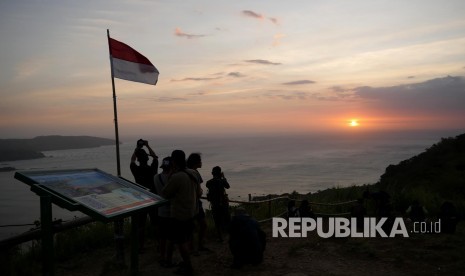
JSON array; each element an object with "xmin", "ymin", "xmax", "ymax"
[
  {"xmin": 206, "ymin": 166, "xmax": 230, "ymax": 242},
  {"xmin": 130, "ymin": 139, "xmax": 158, "ymax": 252},
  {"xmin": 154, "ymin": 156, "xmax": 174, "ymax": 268}
]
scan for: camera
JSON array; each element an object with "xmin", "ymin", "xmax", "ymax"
[{"xmin": 137, "ymin": 139, "xmax": 146, "ymax": 148}]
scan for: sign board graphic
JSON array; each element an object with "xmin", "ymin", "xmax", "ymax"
[{"xmin": 15, "ymin": 168, "xmax": 166, "ymax": 221}]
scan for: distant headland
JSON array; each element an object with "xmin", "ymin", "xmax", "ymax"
[{"xmin": 0, "ymin": 135, "xmax": 115, "ymax": 162}]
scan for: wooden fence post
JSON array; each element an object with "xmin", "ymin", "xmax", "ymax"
[{"xmin": 268, "ymin": 195, "xmax": 272, "ymax": 218}]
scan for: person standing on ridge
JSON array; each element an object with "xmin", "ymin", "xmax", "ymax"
[
  {"xmin": 206, "ymin": 166, "xmax": 230, "ymax": 242},
  {"xmin": 187, "ymin": 152, "xmax": 209, "ymax": 252},
  {"xmin": 153, "ymin": 156, "xmax": 175, "ymax": 268},
  {"xmin": 162, "ymin": 150, "xmax": 199, "ymax": 275},
  {"xmin": 130, "ymin": 139, "xmax": 158, "ymax": 252}
]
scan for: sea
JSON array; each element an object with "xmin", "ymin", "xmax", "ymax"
[{"xmin": 0, "ymin": 130, "xmax": 461, "ymax": 239}]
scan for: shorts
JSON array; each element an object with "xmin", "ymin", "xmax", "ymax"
[{"xmin": 169, "ymin": 218, "xmax": 194, "ymax": 244}]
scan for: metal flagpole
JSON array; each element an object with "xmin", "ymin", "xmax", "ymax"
[
  {"xmin": 107, "ymin": 29, "xmax": 125, "ymax": 266},
  {"xmin": 107, "ymin": 29, "xmax": 121, "ymax": 177}
]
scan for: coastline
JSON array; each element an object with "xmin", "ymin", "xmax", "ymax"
[{"xmin": 0, "ymin": 135, "xmax": 115, "ymax": 162}]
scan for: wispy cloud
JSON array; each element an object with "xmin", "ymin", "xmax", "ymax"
[
  {"xmin": 269, "ymin": 17, "xmax": 279, "ymax": 25},
  {"xmin": 330, "ymin": 86, "xmax": 347, "ymax": 93},
  {"xmin": 187, "ymin": 91, "xmax": 206, "ymax": 96},
  {"xmin": 244, "ymin": 59, "xmax": 281, "ymax": 65},
  {"xmin": 242, "ymin": 10, "xmax": 279, "ymax": 25},
  {"xmin": 260, "ymin": 90, "xmax": 351, "ymax": 102},
  {"xmin": 14, "ymin": 58, "xmax": 47, "ymax": 80},
  {"xmin": 153, "ymin": 97, "xmax": 187, "ymax": 102},
  {"xmin": 171, "ymin": 76, "xmax": 221, "ymax": 82},
  {"xmin": 282, "ymin": 80, "xmax": 316, "ymax": 85},
  {"xmin": 171, "ymin": 71, "xmax": 231, "ymax": 82},
  {"xmin": 265, "ymin": 92, "xmax": 310, "ymax": 100},
  {"xmin": 228, "ymin": 72, "xmax": 245, "ymax": 78},
  {"xmin": 242, "ymin": 10, "xmax": 264, "ymax": 19},
  {"xmin": 174, "ymin": 27, "xmax": 206, "ymax": 39}
]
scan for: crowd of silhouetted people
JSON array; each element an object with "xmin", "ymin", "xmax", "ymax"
[
  {"xmin": 129, "ymin": 139, "xmax": 266, "ymax": 275},
  {"xmin": 354, "ymin": 189, "xmax": 459, "ymax": 234}
]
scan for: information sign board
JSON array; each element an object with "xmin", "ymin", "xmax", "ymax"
[{"xmin": 15, "ymin": 168, "xmax": 166, "ymax": 221}]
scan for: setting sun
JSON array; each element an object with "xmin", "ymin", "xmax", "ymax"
[{"xmin": 349, "ymin": 119, "xmax": 359, "ymax": 127}]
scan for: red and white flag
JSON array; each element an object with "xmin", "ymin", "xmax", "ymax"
[{"xmin": 109, "ymin": 38, "xmax": 159, "ymax": 85}]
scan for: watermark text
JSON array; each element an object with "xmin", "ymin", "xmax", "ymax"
[{"xmin": 272, "ymin": 217, "xmax": 410, "ymax": 238}]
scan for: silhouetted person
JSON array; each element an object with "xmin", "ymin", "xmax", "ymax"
[
  {"xmin": 206, "ymin": 166, "xmax": 231, "ymax": 242},
  {"xmin": 229, "ymin": 208, "xmax": 266, "ymax": 269},
  {"xmin": 162, "ymin": 150, "xmax": 200, "ymax": 275},
  {"xmin": 405, "ymin": 200, "xmax": 428, "ymax": 222},
  {"xmin": 130, "ymin": 139, "xmax": 158, "ymax": 251},
  {"xmin": 287, "ymin": 199, "xmax": 299, "ymax": 219},
  {"xmin": 363, "ymin": 189, "xmax": 391, "ymax": 218},
  {"xmin": 187, "ymin": 153, "xmax": 208, "ymax": 252},
  {"xmin": 153, "ymin": 156, "xmax": 174, "ymax": 267},
  {"xmin": 351, "ymin": 198, "xmax": 366, "ymax": 230},
  {"xmin": 298, "ymin": 199, "xmax": 315, "ymax": 218},
  {"xmin": 439, "ymin": 201, "xmax": 458, "ymax": 234},
  {"xmin": 363, "ymin": 189, "xmax": 393, "ymax": 233}
]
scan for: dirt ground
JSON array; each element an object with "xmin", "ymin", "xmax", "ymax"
[{"xmin": 52, "ymin": 221, "xmax": 465, "ymax": 276}]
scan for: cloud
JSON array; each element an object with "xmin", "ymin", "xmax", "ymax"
[
  {"xmin": 171, "ymin": 76, "xmax": 221, "ymax": 82},
  {"xmin": 260, "ymin": 91, "xmax": 345, "ymax": 102},
  {"xmin": 14, "ymin": 58, "xmax": 47, "ymax": 80},
  {"xmin": 154, "ymin": 97, "xmax": 187, "ymax": 102},
  {"xmin": 354, "ymin": 76, "xmax": 465, "ymax": 114},
  {"xmin": 228, "ymin": 72, "xmax": 245, "ymax": 78},
  {"xmin": 244, "ymin": 59, "xmax": 281, "ymax": 65},
  {"xmin": 242, "ymin": 10, "xmax": 279, "ymax": 26},
  {"xmin": 262, "ymin": 91, "xmax": 310, "ymax": 101},
  {"xmin": 407, "ymin": 76, "xmax": 415, "ymax": 79},
  {"xmin": 174, "ymin": 27, "xmax": 206, "ymax": 39},
  {"xmin": 242, "ymin": 10, "xmax": 264, "ymax": 19},
  {"xmin": 187, "ymin": 91, "xmax": 206, "ymax": 96},
  {"xmin": 269, "ymin": 17, "xmax": 279, "ymax": 25},
  {"xmin": 330, "ymin": 86, "xmax": 347, "ymax": 93},
  {"xmin": 282, "ymin": 80, "xmax": 316, "ymax": 85}
]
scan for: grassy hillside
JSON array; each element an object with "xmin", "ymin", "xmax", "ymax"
[{"xmin": 376, "ymin": 133, "xmax": 465, "ymax": 216}]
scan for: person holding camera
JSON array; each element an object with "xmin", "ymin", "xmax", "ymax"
[
  {"xmin": 130, "ymin": 139, "xmax": 159, "ymax": 252},
  {"xmin": 206, "ymin": 166, "xmax": 230, "ymax": 242}
]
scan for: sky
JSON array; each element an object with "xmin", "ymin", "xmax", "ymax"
[{"xmin": 1, "ymin": 0, "xmax": 465, "ymax": 139}]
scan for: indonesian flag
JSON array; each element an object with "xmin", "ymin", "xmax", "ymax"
[{"xmin": 109, "ymin": 38, "xmax": 159, "ymax": 85}]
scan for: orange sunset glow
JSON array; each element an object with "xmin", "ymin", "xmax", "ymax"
[{"xmin": 0, "ymin": 1, "xmax": 464, "ymax": 138}]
